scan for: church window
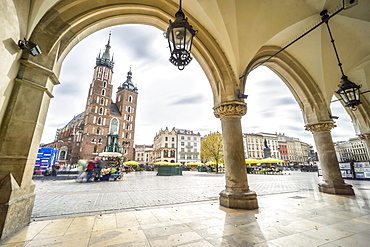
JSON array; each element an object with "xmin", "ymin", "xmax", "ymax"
[
  {"xmin": 93, "ymin": 145, "xmax": 98, "ymax": 153},
  {"xmin": 100, "ymin": 98, "xmax": 104, "ymax": 105},
  {"xmin": 102, "ymin": 89, "xmax": 106, "ymax": 96},
  {"xmin": 127, "ymin": 106, "xmax": 131, "ymax": 113},
  {"xmin": 103, "ymin": 81, "xmax": 107, "ymax": 87},
  {"xmin": 96, "ymin": 128, "xmax": 101, "ymax": 135},
  {"xmin": 99, "ymin": 108, "xmax": 103, "ymax": 115},
  {"xmin": 91, "ymin": 138, "xmax": 96, "ymax": 143},
  {"xmin": 128, "ymin": 95, "xmax": 132, "ymax": 102},
  {"xmin": 98, "ymin": 138, "xmax": 102, "ymax": 144},
  {"xmin": 110, "ymin": 118, "xmax": 119, "ymax": 135},
  {"xmin": 59, "ymin": 151, "xmax": 66, "ymax": 160},
  {"xmin": 125, "ymin": 133, "xmax": 128, "ymax": 138},
  {"xmin": 97, "ymin": 117, "xmax": 102, "ymax": 125}
]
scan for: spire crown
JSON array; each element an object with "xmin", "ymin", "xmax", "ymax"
[{"xmin": 96, "ymin": 32, "xmax": 114, "ymax": 70}]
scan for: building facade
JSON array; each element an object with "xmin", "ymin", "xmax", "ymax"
[
  {"xmin": 46, "ymin": 35, "xmax": 138, "ymax": 164},
  {"xmin": 134, "ymin": 145, "xmax": 153, "ymax": 165},
  {"xmin": 334, "ymin": 137, "xmax": 370, "ymax": 162},
  {"xmin": 176, "ymin": 129, "xmax": 201, "ymax": 164}
]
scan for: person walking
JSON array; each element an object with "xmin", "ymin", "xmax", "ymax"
[
  {"xmin": 94, "ymin": 157, "xmax": 103, "ymax": 181},
  {"xmin": 86, "ymin": 159, "xmax": 96, "ymax": 182},
  {"xmin": 76, "ymin": 159, "xmax": 87, "ymax": 182}
]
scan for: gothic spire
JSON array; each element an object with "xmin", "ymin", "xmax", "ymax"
[
  {"xmin": 117, "ymin": 68, "xmax": 138, "ymax": 93},
  {"xmin": 96, "ymin": 32, "xmax": 114, "ymax": 71}
]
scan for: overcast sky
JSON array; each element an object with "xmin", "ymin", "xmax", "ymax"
[{"xmin": 41, "ymin": 24, "xmax": 356, "ymax": 148}]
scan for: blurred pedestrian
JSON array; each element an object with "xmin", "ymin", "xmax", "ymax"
[
  {"xmin": 86, "ymin": 159, "xmax": 96, "ymax": 182},
  {"xmin": 51, "ymin": 163, "xmax": 58, "ymax": 179},
  {"xmin": 94, "ymin": 157, "xmax": 103, "ymax": 181},
  {"xmin": 76, "ymin": 159, "xmax": 87, "ymax": 182}
]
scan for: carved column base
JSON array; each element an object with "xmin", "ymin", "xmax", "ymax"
[
  {"xmin": 0, "ymin": 174, "xmax": 36, "ymax": 241},
  {"xmin": 219, "ymin": 189, "xmax": 258, "ymax": 210},
  {"xmin": 318, "ymin": 182, "xmax": 355, "ymax": 195}
]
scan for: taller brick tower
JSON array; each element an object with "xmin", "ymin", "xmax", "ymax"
[{"xmin": 52, "ymin": 33, "xmax": 138, "ymax": 164}]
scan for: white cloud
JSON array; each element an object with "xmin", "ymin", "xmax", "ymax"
[{"xmin": 41, "ymin": 25, "xmax": 356, "ymax": 149}]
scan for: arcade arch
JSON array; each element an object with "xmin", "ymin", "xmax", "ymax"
[{"xmin": 1, "ymin": 0, "xmax": 370, "ymax": 241}]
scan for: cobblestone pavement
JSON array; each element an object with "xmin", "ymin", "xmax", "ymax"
[{"xmin": 32, "ymin": 171, "xmax": 369, "ymax": 220}]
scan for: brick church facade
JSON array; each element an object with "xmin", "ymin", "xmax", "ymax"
[{"xmin": 46, "ymin": 34, "xmax": 138, "ymax": 164}]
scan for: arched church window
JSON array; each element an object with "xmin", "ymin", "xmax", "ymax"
[
  {"xmin": 102, "ymin": 89, "xmax": 106, "ymax": 96},
  {"xmin": 96, "ymin": 128, "xmax": 101, "ymax": 135},
  {"xmin": 128, "ymin": 95, "xmax": 132, "ymax": 102},
  {"xmin": 97, "ymin": 117, "xmax": 102, "ymax": 125},
  {"xmin": 103, "ymin": 81, "xmax": 107, "ymax": 87},
  {"xmin": 59, "ymin": 151, "xmax": 66, "ymax": 160},
  {"xmin": 100, "ymin": 98, "xmax": 104, "ymax": 105},
  {"xmin": 91, "ymin": 138, "xmax": 96, "ymax": 143},
  {"xmin": 110, "ymin": 118, "xmax": 119, "ymax": 135},
  {"xmin": 98, "ymin": 138, "xmax": 102, "ymax": 144},
  {"xmin": 99, "ymin": 108, "xmax": 103, "ymax": 115},
  {"xmin": 94, "ymin": 145, "xmax": 98, "ymax": 153},
  {"xmin": 127, "ymin": 106, "xmax": 131, "ymax": 113}
]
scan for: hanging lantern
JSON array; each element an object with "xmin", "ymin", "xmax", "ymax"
[
  {"xmin": 336, "ymin": 76, "xmax": 361, "ymax": 109},
  {"xmin": 165, "ymin": 0, "xmax": 198, "ymax": 70}
]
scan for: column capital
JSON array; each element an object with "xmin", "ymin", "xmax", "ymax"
[
  {"xmin": 213, "ymin": 101, "xmax": 247, "ymax": 119},
  {"xmin": 358, "ymin": 133, "xmax": 370, "ymax": 140},
  {"xmin": 305, "ymin": 121, "xmax": 336, "ymax": 133}
]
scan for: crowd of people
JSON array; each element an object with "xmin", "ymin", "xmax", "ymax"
[{"xmin": 76, "ymin": 157, "xmax": 104, "ymax": 182}]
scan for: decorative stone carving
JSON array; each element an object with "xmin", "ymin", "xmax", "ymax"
[
  {"xmin": 305, "ymin": 121, "xmax": 336, "ymax": 133},
  {"xmin": 358, "ymin": 133, "xmax": 370, "ymax": 140},
  {"xmin": 213, "ymin": 101, "xmax": 247, "ymax": 118}
]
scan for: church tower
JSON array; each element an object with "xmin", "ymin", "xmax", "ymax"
[
  {"xmin": 82, "ymin": 33, "xmax": 115, "ymax": 157},
  {"xmin": 53, "ymin": 33, "xmax": 139, "ymax": 163},
  {"xmin": 116, "ymin": 68, "xmax": 138, "ymax": 161}
]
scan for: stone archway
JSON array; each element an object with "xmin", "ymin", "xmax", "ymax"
[
  {"xmin": 0, "ymin": 0, "xmax": 249, "ymax": 240},
  {"xmin": 243, "ymin": 45, "xmax": 355, "ymax": 196}
]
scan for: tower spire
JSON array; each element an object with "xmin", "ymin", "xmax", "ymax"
[{"xmin": 95, "ymin": 32, "xmax": 114, "ymax": 70}]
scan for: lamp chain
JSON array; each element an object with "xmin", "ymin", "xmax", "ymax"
[{"xmin": 324, "ymin": 21, "xmax": 346, "ymax": 77}]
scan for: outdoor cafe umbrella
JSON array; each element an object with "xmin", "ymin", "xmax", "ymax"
[
  {"xmin": 98, "ymin": 152, "xmax": 122, "ymax": 157},
  {"xmin": 245, "ymin": 158, "xmax": 260, "ymax": 164},
  {"xmin": 123, "ymin": 161, "xmax": 139, "ymax": 165},
  {"xmin": 259, "ymin": 158, "xmax": 285, "ymax": 163}
]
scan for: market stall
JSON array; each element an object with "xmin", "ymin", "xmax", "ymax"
[{"xmin": 97, "ymin": 152, "xmax": 125, "ymax": 181}]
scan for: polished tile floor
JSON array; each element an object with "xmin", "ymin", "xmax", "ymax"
[{"xmin": 1, "ymin": 185, "xmax": 370, "ymax": 247}]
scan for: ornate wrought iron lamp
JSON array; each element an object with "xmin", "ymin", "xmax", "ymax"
[
  {"xmin": 321, "ymin": 10, "xmax": 361, "ymax": 110},
  {"xmin": 165, "ymin": 0, "xmax": 198, "ymax": 70}
]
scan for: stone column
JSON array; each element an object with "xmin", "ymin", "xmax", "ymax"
[
  {"xmin": 358, "ymin": 133, "xmax": 370, "ymax": 158},
  {"xmin": 305, "ymin": 121, "xmax": 354, "ymax": 195},
  {"xmin": 214, "ymin": 101, "xmax": 258, "ymax": 209},
  {"xmin": 0, "ymin": 59, "xmax": 58, "ymax": 240}
]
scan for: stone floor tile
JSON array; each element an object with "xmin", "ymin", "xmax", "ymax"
[
  {"xmin": 328, "ymin": 233, "xmax": 370, "ymax": 247},
  {"xmin": 32, "ymin": 218, "xmax": 74, "ymax": 240},
  {"xmin": 148, "ymin": 231, "xmax": 204, "ymax": 247},
  {"xmin": 89, "ymin": 227, "xmax": 147, "ymax": 247},
  {"xmin": 3, "ymin": 221, "xmax": 49, "ymax": 243},
  {"xmin": 92, "ymin": 214, "xmax": 117, "ymax": 232}
]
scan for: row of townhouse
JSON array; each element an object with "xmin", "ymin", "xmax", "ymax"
[
  {"xmin": 334, "ymin": 137, "xmax": 370, "ymax": 162},
  {"xmin": 134, "ymin": 128, "xmax": 316, "ymax": 166},
  {"xmin": 243, "ymin": 132, "xmax": 314, "ymax": 165}
]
